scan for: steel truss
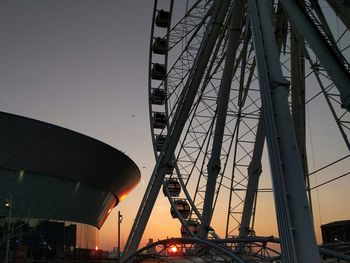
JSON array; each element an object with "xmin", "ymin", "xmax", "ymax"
[{"xmin": 122, "ymin": 237, "xmax": 280, "ymax": 263}]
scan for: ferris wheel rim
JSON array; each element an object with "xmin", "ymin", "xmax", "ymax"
[
  {"xmin": 148, "ymin": 0, "xmax": 221, "ymax": 237},
  {"xmin": 147, "ymin": 0, "xmax": 350, "ymax": 248}
]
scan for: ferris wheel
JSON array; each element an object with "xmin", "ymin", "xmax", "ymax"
[{"xmin": 123, "ymin": 0, "xmax": 350, "ymax": 262}]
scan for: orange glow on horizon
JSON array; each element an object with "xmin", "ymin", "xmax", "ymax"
[
  {"xmin": 119, "ymin": 194, "xmax": 127, "ymax": 201},
  {"xmin": 95, "ymin": 245, "xmax": 98, "ymax": 251}
]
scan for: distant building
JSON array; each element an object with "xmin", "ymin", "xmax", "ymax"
[
  {"xmin": 146, "ymin": 238, "xmax": 157, "ymax": 254},
  {"xmin": 321, "ymin": 220, "xmax": 350, "ymax": 244},
  {"xmin": 0, "ymin": 219, "xmax": 76, "ymax": 260},
  {"xmin": 0, "ymin": 111, "xmax": 141, "ymax": 260}
]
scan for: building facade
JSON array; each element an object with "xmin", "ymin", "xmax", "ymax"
[{"xmin": 0, "ymin": 112, "xmax": 141, "ymax": 260}]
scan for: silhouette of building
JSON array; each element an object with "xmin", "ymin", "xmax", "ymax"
[
  {"xmin": 321, "ymin": 220, "xmax": 350, "ymax": 244},
  {"xmin": 0, "ymin": 111, "xmax": 141, "ymax": 260}
]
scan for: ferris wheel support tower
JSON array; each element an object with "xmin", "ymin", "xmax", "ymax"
[{"xmin": 248, "ymin": 0, "xmax": 319, "ymax": 261}]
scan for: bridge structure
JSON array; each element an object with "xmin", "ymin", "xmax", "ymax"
[{"xmin": 122, "ymin": 0, "xmax": 350, "ymax": 262}]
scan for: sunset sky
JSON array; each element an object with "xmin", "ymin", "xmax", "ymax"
[{"xmin": 0, "ymin": 0, "xmax": 349, "ymax": 252}]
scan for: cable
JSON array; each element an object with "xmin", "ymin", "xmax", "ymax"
[
  {"xmin": 306, "ymin": 103, "xmax": 323, "ymax": 223},
  {"xmin": 308, "ymin": 154, "xmax": 350, "ymax": 177},
  {"xmin": 310, "ymin": 171, "xmax": 350, "ymax": 190}
]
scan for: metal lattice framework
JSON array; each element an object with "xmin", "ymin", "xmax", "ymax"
[
  {"xmin": 123, "ymin": 237, "xmax": 281, "ymax": 263},
  {"xmin": 123, "ymin": 0, "xmax": 350, "ymax": 262}
]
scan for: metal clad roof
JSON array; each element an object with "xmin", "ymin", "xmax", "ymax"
[{"xmin": 0, "ymin": 111, "xmax": 141, "ymax": 200}]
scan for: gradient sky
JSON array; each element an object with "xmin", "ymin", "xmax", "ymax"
[{"xmin": 0, "ymin": 0, "xmax": 349, "ymax": 252}]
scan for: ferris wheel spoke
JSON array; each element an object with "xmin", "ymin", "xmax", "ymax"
[
  {"xmin": 311, "ymin": 64, "xmax": 350, "ymax": 151},
  {"xmin": 279, "ymin": 0, "xmax": 350, "ymax": 110}
]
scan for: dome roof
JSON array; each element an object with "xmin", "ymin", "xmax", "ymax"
[{"xmin": 0, "ymin": 111, "xmax": 141, "ymax": 227}]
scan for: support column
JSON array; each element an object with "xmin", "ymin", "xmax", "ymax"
[
  {"xmin": 200, "ymin": 0, "xmax": 246, "ymax": 239},
  {"xmin": 239, "ymin": 116, "xmax": 265, "ymax": 237},
  {"xmin": 290, "ymin": 25, "xmax": 313, "ymax": 211},
  {"xmin": 248, "ymin": 0, "xmax": 320, "ymax": 262}
]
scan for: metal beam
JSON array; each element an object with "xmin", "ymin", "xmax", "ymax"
[
  {"xmin": 325, "ymin": 0, "xmax": 350, "ymax": 30},
  {"xmin": 122, "ymin": 237, "xmax": 246, "ymax": 263},
  {"xmin": 239, "ymin": 116, "xmax": 265, "ymax": 237},
  {"xmin": 279, "ymin": 0, "xmax": 350, "ymax": 111},
  {"xmin": 122, "ymin": 0, "xmax": 231, "ymax": 258},
  {"xmin": 290, "ymin": 26, "xmax": 313, "ymax": 212},
  {"xmin": 248, "ymin": 0, "xmax": 320, "ymax": 262},
  {"xmin": 200, "ymin": 0, "xmax": 245, "ymax": 239}
]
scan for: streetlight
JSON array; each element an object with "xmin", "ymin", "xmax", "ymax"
[
  {"xmin": 117, "ymin": 211, "xmax": 123, "ymax": 260},
  {"xmin": 4, "ymin": 199, "xmax": 10, "ymax": 209},
  {"xmin": 4, "ymin": 195, "xmax": 12, "ymax": 263}
]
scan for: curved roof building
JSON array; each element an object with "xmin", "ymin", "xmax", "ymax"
[{"xmin": 0, "ymin": 111, "xmax": 141, "ymax": 228}]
